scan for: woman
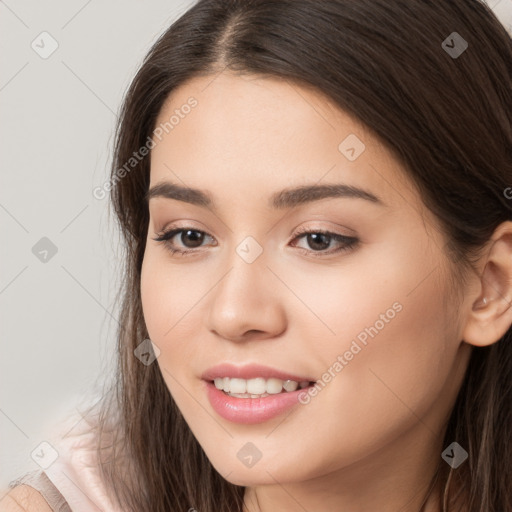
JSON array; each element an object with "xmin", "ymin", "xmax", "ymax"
[{"xmin": 3, "ymin": 0, "xmax": 512, "ymax": 511}]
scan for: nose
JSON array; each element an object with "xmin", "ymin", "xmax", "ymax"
[{"xmin": 206, "ymin": 251, "xmax": 287, "ymax": 343}]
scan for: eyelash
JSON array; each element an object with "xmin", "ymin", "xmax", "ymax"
[{"xmin": 152, "ymin": 225, "xmax": 358, "ymax": 258}]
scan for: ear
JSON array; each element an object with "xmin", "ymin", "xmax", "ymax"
[{"xmin": 462, "ymin": 221, "xmax": 512, "ymax": 347}]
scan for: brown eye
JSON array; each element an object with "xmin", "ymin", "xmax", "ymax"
[
  {"xmin": 178, "ymin": 229, "xmax": 205, "ymax": 248},
  {"xmin": 152, "ymin": 228, "xmax": 215, "ymax": 255},
  {"xmin": 303, "ymin": 232, "xmax": 332, "ymax": 251},
  {"xmin": 291, "ymin": 228, "xmax": 359, "ymax": 256}
]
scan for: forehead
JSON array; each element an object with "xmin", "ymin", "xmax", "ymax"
[{"xmin": 149, "ymin": 72, "xmax": 418, "ymax": 212}]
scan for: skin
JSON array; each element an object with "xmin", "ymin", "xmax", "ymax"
[
  {"xmin": 0, "ymin": 485, "xmax": 53, "ymax": 512},
  {"xmin": 140, "ymin": 71, "xmax": 512, "ymax": 512}
]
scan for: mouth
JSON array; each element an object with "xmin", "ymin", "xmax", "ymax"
[
  {"xmin": 209, "ymin": 377, "xmax": 316, "ymax": 398},
  {"xmin": 201, "ymin": 363, "xmax": 317, "ymax": 422},
  {"xmin": 204, "ymin": 378, "xmax": 317, "ymax": 424}
]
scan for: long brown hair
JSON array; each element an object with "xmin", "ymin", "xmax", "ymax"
[{"xmin": 86, "ymin": 1, "xmax": 512, "ymax": 510}]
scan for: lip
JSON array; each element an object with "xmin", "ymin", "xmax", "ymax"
[
  {"xmin": 201, "ymin": 363, "xmax": 315, "ymax": 383},
  {"xmin": 204, "ymin": 381, "xmax": 314, "ymax": 424},
  {"xmin": 201, "ymin": 363, "xmax": 316, "ymax": 424}
]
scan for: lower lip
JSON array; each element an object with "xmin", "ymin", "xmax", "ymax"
[{"xmin": 204, "ymin": 381, "xmax": 311, "ymax": 424}]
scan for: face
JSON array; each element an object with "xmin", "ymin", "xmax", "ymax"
[{"xmin": 140, "ymin": 72, "xmax": 472, "ymax": 490}]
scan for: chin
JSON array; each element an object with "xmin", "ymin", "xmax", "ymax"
[{"xmin": 219, "ymin": 469, "xmax": 280, "ymax": 487}]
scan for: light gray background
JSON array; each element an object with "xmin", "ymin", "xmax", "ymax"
[
  {"xmin": 0, "ymin": 0, "xmax": 197, "ymax": 490},
  {"xmin": 1, "ymin": 0, "xmax": 511, "ymax": 491}
]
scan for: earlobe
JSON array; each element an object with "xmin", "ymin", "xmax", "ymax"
[
  {"xmin": 464, "ymin": 293, "xmax": 512, "ymax": 347},
  {"xmin": 462, "ymin": 222, "xmax": 512, "ymax": 348}
]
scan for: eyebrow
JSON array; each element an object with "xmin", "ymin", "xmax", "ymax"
[{"xmin": 145, "ymin": 181, "xmax": 384, "ymax": 209}]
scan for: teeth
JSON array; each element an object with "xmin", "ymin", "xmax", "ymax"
[
  {"xmin": 246, "ymin": 377, "xmax": 266, "ymax": 394},
  {"xmin": 266, "ymin": 378, "xmax": 283, "ymax": 394},
  {"xmin": 213, "ymin": 377, "xmax": 311, "ymax": 397},
  {"xmin": 229, "ymin": 378, "xmax": 247, "ymax": 394},
  {"xmin": 283, "ymin": 380, "xmax": 299, "ymax": 392}
]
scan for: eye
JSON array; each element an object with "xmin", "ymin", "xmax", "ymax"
[
  {"xmin": 290, "ymin": 226, "xmax": 358, "ymax": 256},
  {"xmin": 152, "ymin": 226, "xmax": 358, "ymax": 257},
  {"xmin": 152, "ymin": 227, "xmax": 216, "ymax": 256}
]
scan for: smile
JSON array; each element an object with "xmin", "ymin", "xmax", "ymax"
[{"xmin": 213, "ymin": 377, "xmax": 312, "ymax": 398}]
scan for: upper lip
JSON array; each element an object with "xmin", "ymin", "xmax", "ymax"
[{"xmin": 201, "ymin": 363, "xmax": 315, "ymax": 383}]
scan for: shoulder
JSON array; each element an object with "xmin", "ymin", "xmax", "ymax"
[
  {"xmin": 0, "ymin": 485, "xmax": 53, "ymax": 512},
  {"xmin": 2, "ymin": 393, "xmax": 127, "ymax": 512}
]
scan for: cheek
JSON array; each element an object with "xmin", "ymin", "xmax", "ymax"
[
  {"xmin": 140, "ymin": 249, "xmax": 213, "ymax": 384},
  {"xmin": 140, "ymin": 251, "xmax": 168, "ymax": 340},
  {"xmin": 288, "ymin": 239, "xmax": 445, "ymax": 387},
  {"xmin": 141, "ymin": 249, "xmax": 199, "ymax": 339},
  {"xmin": 323, "ymin": 294, "xmax": 451, "ymax": 467},
  {"xmin": 293, "ymin": 244, "xmax": 454, "ymax": 455}
]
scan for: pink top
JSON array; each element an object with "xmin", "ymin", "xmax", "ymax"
[{"xmin": 8, "ymin": 402, "xmax": 125, "ymax": 512}]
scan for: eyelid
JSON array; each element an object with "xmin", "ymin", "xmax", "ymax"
[
  {"xmin": 292, "ymin": 223, "xmax": 357, "ymax": 239},
  {"xmin": 152, "ymin": 224, "xmax": 216, "ymax": 248},
  {"xmin": 152, "ymin": 222, "xmax": 359, "ymax": 257},
  {"xmin": 154, "ymin": 219, "xmax": 209, "ymax": 235},
  {"xmin": 290, "ymin": 226, "xmax": 358, "ymax": 257},
  {"xmin": 154, "ymin": 220, "xmax": 356, "ymax": 239}
]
